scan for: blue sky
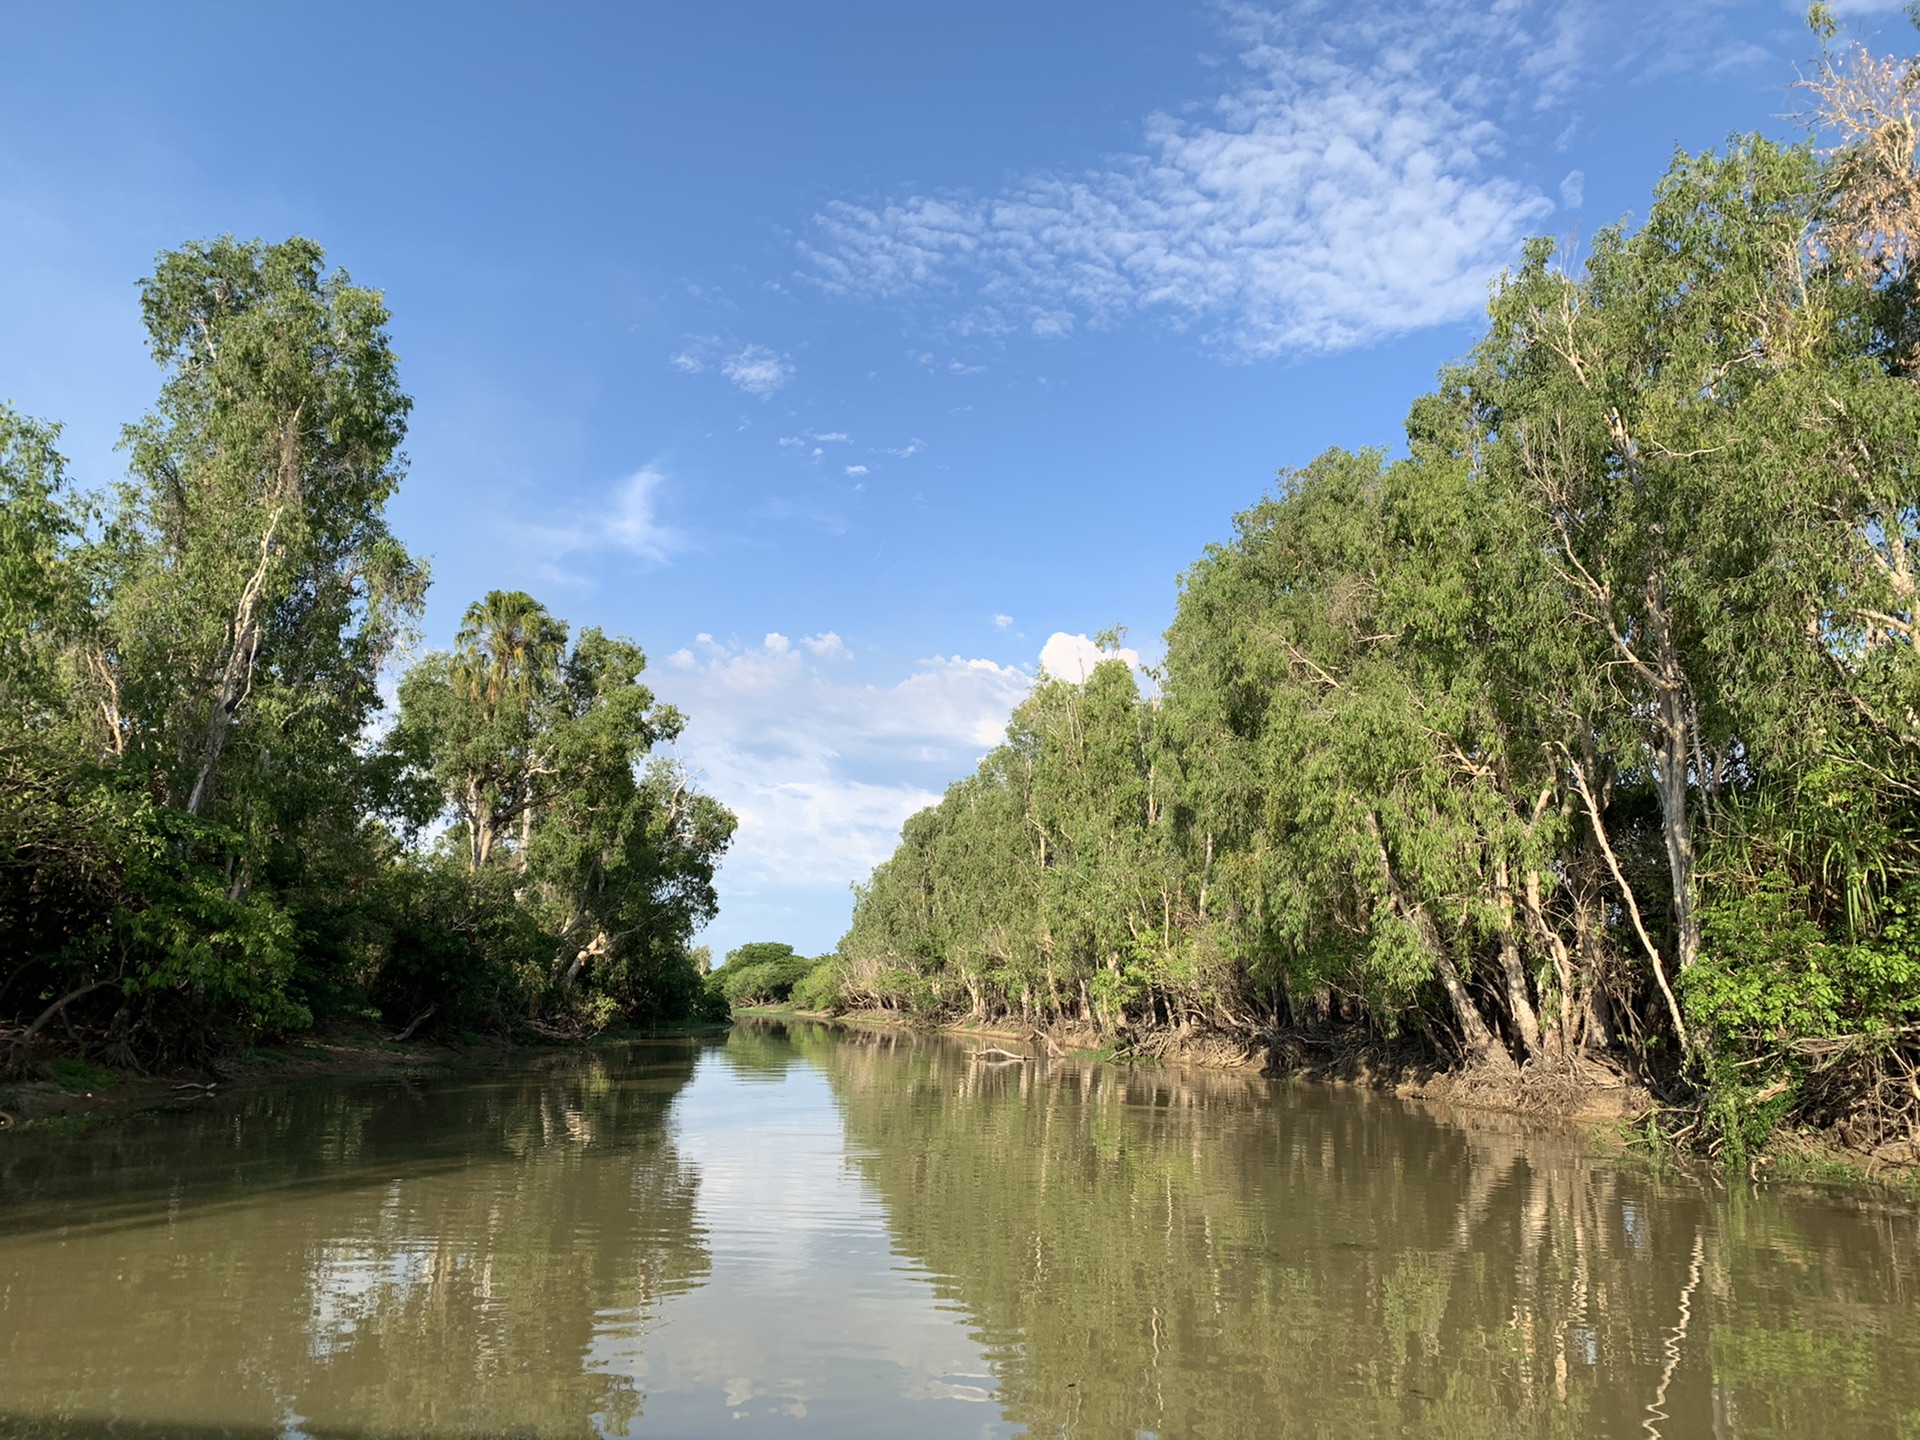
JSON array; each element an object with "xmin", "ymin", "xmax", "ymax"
[{"xmin": 3, "ymin": 0, "xmax": 1911, "ymax": 958}]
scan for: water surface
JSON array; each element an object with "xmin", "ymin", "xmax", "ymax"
[{"xmin": 1, "ymin": 1023, "xmax": 1916, "ymax": 1438}]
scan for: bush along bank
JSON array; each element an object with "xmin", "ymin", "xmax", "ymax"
[{"xmin": 806, "ymin": 29, "xmax": 1920, "ymax": 1169}]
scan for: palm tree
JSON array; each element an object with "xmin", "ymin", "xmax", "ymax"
[{"xmin": 453, "ymin": 590, "xmax": 567, "ymax": 714}]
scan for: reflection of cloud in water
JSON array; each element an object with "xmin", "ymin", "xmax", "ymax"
[
  {"xmin": 306, "ymin": 1181, "xmax": 439, "ymax": 1359},
  {"xmin": 589, "ymin": 1049, "xmax": 1014, "ymax": 1436}
]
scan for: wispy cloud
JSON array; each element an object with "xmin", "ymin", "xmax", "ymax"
[
  {"xmin": 796, "ymin": 1, "xmax": 1732, "ymax": 356},
  {"xmin": 524, "ymin": 465, "xmax": 680, "ymax": 567}
]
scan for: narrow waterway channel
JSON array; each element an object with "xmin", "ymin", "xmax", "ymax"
[{"xmin": 1, "ymin": 1021, "xmax": 1917, "ymax": 1438}]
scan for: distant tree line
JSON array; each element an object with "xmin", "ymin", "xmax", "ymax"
[
  {"xmin": 708, "ymin": 943, "xmax": 836, "ymax": 1009},
  {"xmin": 818, "ymin": 30, "xmax": 1920, "ymax": 1156},
  {"xmin": 0, "ymin": 237, "xmax": 733, "ymax": 1071}
]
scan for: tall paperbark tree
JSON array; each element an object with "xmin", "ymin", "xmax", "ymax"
[{"xmin": 96, "ymin": 236, "xmax": 424, "ymax": 842}]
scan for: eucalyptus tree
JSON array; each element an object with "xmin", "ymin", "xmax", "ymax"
[
  {"xmin": 0, "ymin": 407, "xmax": 88, "ymax": 728},
  {"xmin": 391, "ymin": 595, "xmax": 734, "ymax": 1020},
  {"xmin": 93, "ymin": 236, "xmax": 425, "ymax": 845},
  {"xmin": 1163, "ymin": 450, "xmax": 1535, "ymax": 1067},
  {"xmin": 0, "ymin": 240, "xmax": 430, "ymax": 1053},
  {"xmin": 0, "ymin": 405, "xmax": 132, "ymax": 1058}
]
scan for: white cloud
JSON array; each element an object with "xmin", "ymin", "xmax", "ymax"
[
  {"xmin": 801, "ymin": 631, "xmax": 851, "ymax": 660},
  {"xmin": 722, "ymin": 343, "xmax": 794, "ymax": 397},
  {"xmin": 1039, "ymin": 631, "xmax": 1140, "ymax": 684},
  {"xmin": 1559, "ymin": 169, "xmax": 1585, "ymax": 209},
  {"xmin": 524, "ymin": 465, "xmax": 680, "ymax": 566},
  {"xmin": 991, "ymin": 613, "xmax": 1014, "ymax": 631},
  {"xmin": 651, "ymin": 635, "xmax": 1030, "ymax": 897},
  {"xmin": 814, "ymin": 431, "xmax": 850, "ymax": 442},
  {"xmin": 673, "ymin": 337, "xmax": 796, "ymax": 396},
  {"xmin": 797, "ymin": 2, "xmax": 1642, "ymax": 355},
  {"xmin": 604, "ymin": 468, "xmax": 675, "ymax": 559},
  {"xmin": 888, "ymin": 438, "xmax": 926, "ymax": 458},
  {"xmin": 845, "ymin": 464, "xmax": 868, "ymax": 476}
]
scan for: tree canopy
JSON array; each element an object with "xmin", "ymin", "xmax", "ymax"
[
  {"xmin": 0, "ymin": 239, "xmax": 734, "ymax": 1069},
  {"xmin": 822, "ymin": 28, "xmax": 1920, "ymax": 1157}
]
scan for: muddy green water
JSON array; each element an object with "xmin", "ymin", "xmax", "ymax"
[{"xmin": 1, "ymin": 1024, "xmax": 1917, "ymax": 1439}]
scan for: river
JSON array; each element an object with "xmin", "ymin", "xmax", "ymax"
[{"xmin": 1, "ymin": 1021, "xmax": 1916, "ymax": 1438}]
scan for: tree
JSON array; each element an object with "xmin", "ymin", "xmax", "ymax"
[
  {"xmin": 834, "ymin": 87, "xmax": 1920, "ymax": 1156},
  {"xmin": 0, "ymin": 407, "xmax": 89, "ymax": 728},
  {"xmin": 390, "ymin": 594, "xmax": 734, "ymax": 1029},
  {"xmin": 714, "ymin": 943, "xmax": 822, "ymax": 1005},
  {"xmin": 94, "ymin": 235, "xmax": 424, "ymax": 843}
]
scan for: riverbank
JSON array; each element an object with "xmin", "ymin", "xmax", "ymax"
[
  {"xmin": 0, "ymin": 1036, "xmax": 494, "ymax": 1132},
  {"xmin": 750, "ymin": 1005, "xmax": 1646, "ymax": 1116},
  {"xmin": 0, "ymin": 1021, "xmax": 732, "ymax": 1134},
  {"xmin": 13, "ymin": 1011, "xmax": 1914, "ymax": 1200},
  {"xmin": 746, "ymin": 1005, "xmax": 1920, "ymax": 1194}
]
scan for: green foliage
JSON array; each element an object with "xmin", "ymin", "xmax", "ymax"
[
  {"xmin": 788, "ymin": 958, "xmax": 849, "ymax": 1013},
  {"xmin": 47, "ymin": 1057, "xmax": 118, "ymax": 1091},
  {"xmin": 0, "ymin": 407, "xmax": 89, "ymax": 724},
  {"xmin": 384, "ymin": 591, "xmax": 734, "ymax": 1035},
  {"xmin": 841, "ymin": 108, "xmax": 1920, "ymax": 1155},
  {"xmin": 0, "ymin": 239, "xmax": 735, "ymax": 1067},
  {"xmin": 1690, "ymin": 877, "xmax": 1845, "ymax": 1041},
  {"xmin": 714, "ymin": 943, "xmax": 826, "ymax": 1006}
]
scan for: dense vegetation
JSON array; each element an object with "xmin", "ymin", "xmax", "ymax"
[
  {"xmin": 0, "ymin": 238, "xmax": 733, "ymax": 1071},
  {"xmin": 821, "ymin": 32, "xmax": 1920, "ymax": 1155},
  {"xmin": 708, "ymin": 942, "xmax": 834, "ymax": 1008}
]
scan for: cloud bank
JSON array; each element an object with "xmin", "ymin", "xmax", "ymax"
[{"xmin": 655, "ymin": 634, "xmax": 1031, "ymax": 895}]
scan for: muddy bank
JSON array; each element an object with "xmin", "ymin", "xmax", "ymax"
[
  {"xmin": 761, "ymin": 1008, "xmax": 1920, "ymax": 1195},
  {"xmin": 759, "ymin": 1006, "xmax": 1648, "ymax": 1121}
]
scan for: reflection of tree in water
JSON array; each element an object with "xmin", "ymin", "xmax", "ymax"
[
  {"xmin": 813, "ymin": 1026, "xmax": 1920, "ymax": 1440},
  {"xmin": 718, "ymin": 1020, "xmax": 809, "ymax": 1082},
  {"xmin": 0, "ymin": 1042, "xmax": 714, "ymax": 1438}
]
